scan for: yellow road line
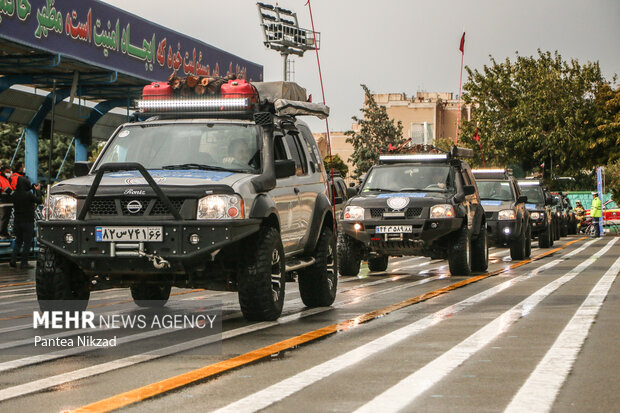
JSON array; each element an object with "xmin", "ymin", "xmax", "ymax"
[
  {"xmin": 72, "ymin": 237, "xmax": 586, "ymax": 413},
  {"xmin": 0, "ymin": 281, "xmax": 35, "ymax": 288}
]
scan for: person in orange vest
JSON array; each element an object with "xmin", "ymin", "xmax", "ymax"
[
  {"xmin": 0, "ymin": 164, "xmax": 14, "ymax": 239},
  {"xmin": 10, "ymin": 161, "xmax": 24, "ymax": 189}
]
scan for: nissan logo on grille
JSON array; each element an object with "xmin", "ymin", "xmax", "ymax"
[{"xmin": 126, "ymin": 200, "xmax": 143, "ymax": 214}]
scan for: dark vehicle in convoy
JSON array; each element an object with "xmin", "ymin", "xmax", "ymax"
[
  {"xmin": 552, "ymin": 192, "xmax": 576, "ymax": 236},
  {"xmin": 338, "ymin": 147, "xmax": 488, "ymax": 276},
  {"xmin": 36, "ymin": 80, "xmax": 337, "ymax": 321},
  {"xmin": 327, "ymin": 173, "xmax": 355, "ymax": 219},
  {"xmin": 517, "ymin": 180, "xmax": 556, "ymax": 248},
  {"xmin": 472, "ymin": 169, "xmax": 530, "ymax": 260}
]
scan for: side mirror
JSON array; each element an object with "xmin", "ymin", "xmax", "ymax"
[
  {"xmin": 463, "ymin": 185, "xmax": 476, "ymax": 196},
  {"xmin": 274, "ymin": 159, "xmax": 296, "ymax": 179},
  {"xmin": 334, "ymin": 196, "xmax": 343, "ymax": 204},
  {"xmin": 75, "ymin": 161, "xmax": 93, "ymax": 177},
  {"xmin": 346, "ymin": 187, "xmax": 358, "ymax": 198},
  {"xmin": 517, "ymin": 195, "xmax": 528, "ymax": 204}
]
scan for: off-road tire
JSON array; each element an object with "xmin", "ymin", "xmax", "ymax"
[
  {"xmin": 539, "ymin": 223, "xmax": 551, "ymax": 248},
  {"xmin": 368, "ymin": 255, "xmax": 389, "ymax": 272},
  {"xmin": 550, "ymin": 221, "xmax": 555, "ymax": 246},
  {"xmin": 561, "ymin": 221, "xmax": 568, "ymax": 237},
  {"xmin": 510, "ymin": 226, "xmax": 527, "ymax": 260},
  {"xmin": 238, "ymin": 226, "xmax": 286, "ymax": 321},
  {"xmin": 448, "ymin": 227, "xmax": 472, "ymax": 276},
  {"xmin": 131, "ymin": 284, "xmax": 172, "ymax": 307},
  {"xmin": 337, "ymin": 232, "xmax": 362, "ymax": 276},
  {"xmin": 471, "ymin": 226, "xmax": 488, "ymax": 272},
  {"xmin": 298, "ymin": 226, "xmax": 338, "ymax": 307},
  {"xmin": 525, "ymin": 224, "xmax": 532, "ymax": 258},
  {"xmin": 36, "ymin": 246, "xmax": 90, "ymax": 312}
]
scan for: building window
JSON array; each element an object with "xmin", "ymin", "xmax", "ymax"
[{"xmin": 409, "ymin": 122, "xmax": 434, "ymax": 145}]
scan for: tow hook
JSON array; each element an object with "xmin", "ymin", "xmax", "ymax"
[
  {"xmin": 109, "ymin": 242, "xmax": 170, "ymax": 269},
  {"xmin": 140, "ymin": 251, "xmax": 170, "ymax": 269}
]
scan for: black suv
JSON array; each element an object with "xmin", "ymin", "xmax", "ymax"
[
  {"xmin": 472, "ymin": 169, "xmax": 530, "ymax": 260},
  {"xmin": 517, "ymin": 180, "xmax": 556, "ymax": 248},
  {"xmin": 338, "ymin": 147, "xmax": 488, "ymax": 276},
  {"xmin": 37, "ymin": 81, "xmax": 337, "ymax": 321}
]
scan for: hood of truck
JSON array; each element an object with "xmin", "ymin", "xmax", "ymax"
[
  {"xmin": 51, "ymin": 169, "xmax": 252, "ymax": 197},
  {"xmin": 348, "ymin": 191, "xmax": 453, "ymax": 208},
  {"xmin": 479, "ymin": 200, "xmax": 514, "ymax": 212}
]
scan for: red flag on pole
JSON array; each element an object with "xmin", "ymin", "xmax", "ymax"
[
  {"xmin": 459, "ymin": 32, "xmax": 465, "ymax": 53},
  {"xmin": 473, "ymin": 130, "xmax": 480, "ymax": 141}
]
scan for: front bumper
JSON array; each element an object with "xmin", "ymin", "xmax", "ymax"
[
  {"xmin": 529, "ymin": 215, "xmax": 547, "ymax": 234},
  {"xmin": 487, "ymin": 219, "xmax": 518, "ymax": 244},
  {"xmin": 341, "ymin": 217, "xmax": 463, "ymax": 253},
  {"xmin": 38, "ymin": 219, "xmax": 261, "ymax": 273}
]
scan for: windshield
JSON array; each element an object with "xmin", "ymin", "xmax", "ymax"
[
  {"xmin": 96, "ymin": 123, "xmax": 261, "ymax": 173},
  {"xmin": 361, "ymin": 165, "xmax": 453, "ymax": 193},
  {"xmin": 477, "ymin": 180, "xmax": 514, "ymax": 201},
  {"xmin": 519, "ymin": 185, "xmax": 544, "ymax": 204}
]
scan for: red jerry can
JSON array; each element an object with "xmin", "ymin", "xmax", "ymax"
[
  {"xmin": 221, "ymin": 79, "xmax": 258, "ymax": 103},
  {"xmin": 142, "ymin": 82, "xmax": 173, "ymax": 100}
]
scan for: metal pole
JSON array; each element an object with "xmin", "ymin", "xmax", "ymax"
[
  {"xmin": 282, "ymin": 53, "xmax": 288, "ymax": 81},
  {"xmin": 48, "ymin": 79, "xmax": 56, "ymax": 184}
]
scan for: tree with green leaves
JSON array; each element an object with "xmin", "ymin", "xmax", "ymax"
[
  {"xmin": 459, "ymin": 50, "xmax": 617, "ymax": 179},
  {"xmin": 323, "ymin": 154, "xmax": 348, "ymax": 178},
  {"xmin": 345, "ymin": 84, "xmax": 404, "ymax": 177},
  {"xmin": 0, "ymin": 123, "xmax": 99, "ymax": 182}
]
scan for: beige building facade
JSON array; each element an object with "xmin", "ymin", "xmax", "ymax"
[{"xmin": 314, "ymin": 92, "xmax": 471, "ymax": 178}]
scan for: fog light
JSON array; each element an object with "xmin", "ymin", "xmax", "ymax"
[
  {"xmin": 189, "ymin": 234, "xmax": 200, "ymax": 245},
  {"xmin": 64, "ymin": 233, "xmax": 74, "ymax": 244},
  {"xmin": 431, "ymin": 222, "xmax": 438, "ymax": 229},
  {"xmin": 353, "ymin": 223, "xmax": 362, "ymax": 231},
  {"xmin": 503, "ymin": 227, "xmax": 511, "ymax": 235}
]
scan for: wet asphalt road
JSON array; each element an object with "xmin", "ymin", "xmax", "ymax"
[{"xmin": 0, "ymin": 235, "xmax": 619, "ymax": 413}]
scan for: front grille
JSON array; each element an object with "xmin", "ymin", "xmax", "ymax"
[
  {"xmin": 151, "ymin": 199, "xmax": 184, "ymax": 215},
  {"xmin": 88, "ymin": 198, "xmax": 184, "ymax": 217},
  {"xmin": 89, "ymin": 199, "xmax": 117, "ymax": 215},
  {"xmin": 485, "ymin": 211, "xmax": 495, "ymax": 219},
  {"xmin": 406, "ymin": 207, "xmax": 423, "ymax": 218},
  {"xmin": 370, "ymin": 208, "xmax": 385, "ymax": 218}
]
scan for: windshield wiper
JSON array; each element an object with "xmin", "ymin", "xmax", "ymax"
[
  {"xmin": 364, "ymin": 188, "xmax": 396, "ymax": 193},
  {"xmin": 160, "ymin": 163, "xmax": 248, "ymax": 173}
]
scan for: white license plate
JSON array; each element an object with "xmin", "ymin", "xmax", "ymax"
[
  {"xmin": 96, "ymin": 226, "xmax": 163, "ymax": 242},
  {"xmin": 375, "ymin": 225, "xmax": 412, "ymax": 234}
]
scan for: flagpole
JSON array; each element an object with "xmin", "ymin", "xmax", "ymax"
[{"xmin": 455, "ymin": 32, "xmax": 465, "ymax": 145}]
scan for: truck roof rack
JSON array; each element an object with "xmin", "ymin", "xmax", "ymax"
[{"xmin": 472, "ymin": 169, "xmax": 510, "ymax": 179}]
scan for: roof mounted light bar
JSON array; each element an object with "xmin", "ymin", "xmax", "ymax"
[
  {"xmin": 472, "ymin": 168, "xmax": 510, "ymax": 179},
  {"xmin": 379, "ymin": 154, "xmax": 449, "ymax": 164},
  {"xmin": 517, "ymin": 180, "xmax": 542, "ymax": 186},
  {"xmin": 136, "ymin": 98, "xmax": 252, "ymax": 113}
]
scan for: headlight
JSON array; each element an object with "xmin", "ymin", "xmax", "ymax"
[
  {"xmin": 197, "ymin": 194, "xmax": 244, "ymax": 219},
  {"xmin": 498, "ymin": 209, "xmax": 516, "ymax": 220},
  {"xmin": 343, "ymin": 206, "xmax": 364, "ymax": 220},
  {"xmin": 430, "ymin": 204, "xmax": 455, "ymax": 218},
  {"xmin": 530, "ymin": 212, "xmax": 541, "ymax": 220},
  {"xmin": 49, "ymin": 195, "xmax": 77, "ymax": 220}
]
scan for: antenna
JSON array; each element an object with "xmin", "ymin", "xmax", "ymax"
[{"xmin": 257, "ymin": 2, "xmax": 320, "ymax": 81}]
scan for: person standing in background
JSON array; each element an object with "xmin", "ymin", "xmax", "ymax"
[
  {"xmin": 590, "ymin": 192, "xmax": 602, "ymax": 238},
  {"xmin": 0, "ymin": 164, "xmax": 14, "ymax": 239},
  {"xmin": 10, "ymin": 161, "xmax": 24, "ymax": 190},
  {"xmin": 10, "ymin": 176, "xmax": 42, "ymax": 269}
]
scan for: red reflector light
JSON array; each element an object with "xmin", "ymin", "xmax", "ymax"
[
  {"xmin": 228, "ymin": 207, "xmax": 239, "ymax": 218},
  {"xmin": 371, "ymin": 237, "xmax": 381, "ymax": 241}
]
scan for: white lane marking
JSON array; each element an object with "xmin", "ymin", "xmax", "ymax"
[
  {"xmin": 389, "ymin": 259, "xmax": 443, "ymax": 273},
  {"xmin": 505, "ymin": 253, "xmax": 620, "ymax": 413},
  {"xmin": 0, "ymin": 274, "xmax": 446, "ymax": 398},
  {"xmin": 211, "ymin": 240, "xmax": 600, "ymax": 413},
  {"xmin": 354, "ymin": 238, "xmax": 616, "ymax": 413}
]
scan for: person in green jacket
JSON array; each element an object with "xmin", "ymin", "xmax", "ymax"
[{"xmin": 591, "ymin": 192, "xmax": 602, "ymax": 237}]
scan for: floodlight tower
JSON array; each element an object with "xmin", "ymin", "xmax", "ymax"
[{"xmin": 257, "ymin": 2, "xmax": 320, "ymax": 81}]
